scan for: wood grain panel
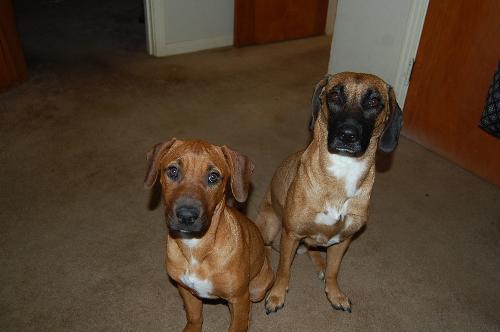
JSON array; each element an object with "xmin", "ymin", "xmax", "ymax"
[
  {"xmin": 0, "ymin": 0, "xmax": 27, "ymax": 90},
  {"xmin": 234, "ymin": 0, "xmax": 328, "ymax": 47},
  {"xmin": 234, "ymin": 0, "xmax": 256, "ymax": 47},
  {"xmin": 254, "ymin": 0, "xmax": 286, "ymax": 44},
  {"xmin": 403, "ymin": 0, "xmax": 500, "ymax": 186},
  {"xmin": 285, "ymin": 0, "xmax": 328, "ymax": 40}
]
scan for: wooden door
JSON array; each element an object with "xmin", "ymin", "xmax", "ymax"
[
  {"xmin": 0, "ymin": 0, "xmax": 27, "ymax": 90},
  {"xmin": 234, "ymin": 0, "xmax": 328, "ymax": 47},
  {"xmin": 403, "ymin": 0, "xmax": 500, "ymax": 186}
]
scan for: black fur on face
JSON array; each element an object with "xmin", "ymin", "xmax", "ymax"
[{"xmin": 326, "ymin": 85, "xmax": 384, "ymax": 157}]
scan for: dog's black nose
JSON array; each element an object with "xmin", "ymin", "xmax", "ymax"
[
  {"xmin": 338, "ymin": 124, "xmax": 360, "ymax": 143},
  {"xmin": 175, "ymin": 206, "xmax": 200, "ymax": 225}
]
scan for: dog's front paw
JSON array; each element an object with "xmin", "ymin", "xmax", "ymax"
[
  {"xmin": 326, "ymin": 288, "xmax": 352, "ymax": 313},
  {"xmin": 264, "ymin": 287, "xmax": 287, "ymax": 314}
]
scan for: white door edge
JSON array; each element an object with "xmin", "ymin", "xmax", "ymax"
[
  {"xmin": 393, "ymin": 0, "xmax": 429, "ymax": 107},
  {"xmin": 144, "ymin": 0, "xmax": 167, "ymax": 56}
]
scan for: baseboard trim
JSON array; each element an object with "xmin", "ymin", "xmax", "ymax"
[{"xmin": 153, "ymin": 36, "xmax": 233, "ymax": 57}]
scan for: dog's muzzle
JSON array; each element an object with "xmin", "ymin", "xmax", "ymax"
[
  {"xmin": 168, "ymin": 197, "xmax": 207, "ymax": 235},
  {"xmin": 328, "ymin": 117, "xmax": 371, "ymax": 157}
]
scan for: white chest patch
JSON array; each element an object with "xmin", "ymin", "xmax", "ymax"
[
  {"xmin": 180, "ymin": 272, "xmax": 213, "ymax": 298},
  {"xmin": 314, "ymin": 201, "xmax": 349, "ymax": 226},
  {"xmin": 327, "ymin": 154, "xmax": 367, "ymax": 197},
  {"xmin": 190, "ymin": 258, "xmax": 198, "ymax": 267},
  {"xmin": 182, "ymin": 238, "xmax": 200, "ymax": 248}
]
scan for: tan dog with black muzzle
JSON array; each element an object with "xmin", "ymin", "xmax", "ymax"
[
  {"xmin": 255, "ymin": 72, "xmax": 403, "ymax": 314},
  {"xmin": 144, "ymin": 139, "xmax": 273, "ymax": 332}
]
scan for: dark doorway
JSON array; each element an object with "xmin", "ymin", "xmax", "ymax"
[{"xmin": 13, "ymin": 0, "xmax": 146, "ymax": 70}]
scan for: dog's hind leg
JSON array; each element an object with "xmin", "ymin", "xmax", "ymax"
[
  {"xmin": 249, "ymin": 253, "xmax": 274, "ymax": 302},
  {"xmin": 254, "ymin": 189, "xmax": 281, "ymax": 246},
  {"xmin": 307, "ymin": 248, "xmax": 326, "ymax": 280}
]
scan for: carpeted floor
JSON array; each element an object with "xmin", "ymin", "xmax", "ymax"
[{"xmin": 1, "ymin": 1, "xmax": 499, "ymax": 331}]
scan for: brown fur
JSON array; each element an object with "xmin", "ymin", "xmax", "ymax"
[
  {"xmin": 145, "ymin": 139, "xmax": 273, "ymax": 332},
  {"xmin": 255, "ymin": 72, "xmax": 401, "ymax": 313}
]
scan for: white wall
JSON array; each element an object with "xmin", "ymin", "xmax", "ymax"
[
  {"xmin": 329, "ymin": 0, "xmax": 412, "ymax": 84},
  {"xmin": 328, "ymin": 0, "xmax": 428, "ymax": 104},
  {"xmin": 146, "ymin": 0, "xmax": 234, "ymax": 57},
  {"xmin": 147, "ymin": 0, "xmax": 338, "ymax": 57}
]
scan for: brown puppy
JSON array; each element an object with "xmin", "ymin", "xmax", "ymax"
[
  {"xmin": 255, "ymin": 72, "xmax": 403, "ymax": 314},
  {"xmin": 144, "ymin": 139, "xmax": 273, "ymax": 332}
]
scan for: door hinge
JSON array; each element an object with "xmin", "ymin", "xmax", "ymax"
[{"xmin": 407, "ymin": 58, "xmax": 416, "ymax": 84}]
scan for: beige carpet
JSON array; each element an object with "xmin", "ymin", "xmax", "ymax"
[{"xmin": 1, "ymin": 1, "xmax": 499, "ymax": 331}]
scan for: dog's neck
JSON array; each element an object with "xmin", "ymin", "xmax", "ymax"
[
  {"xmin": 172, "ymin": 200, "xmax": 231, "ymax": 263},
  {"xmin": 304, "ymin": 119, "xmax": 378, "ymax": 194}
]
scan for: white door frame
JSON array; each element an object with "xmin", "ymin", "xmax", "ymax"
[
  {"xmin": 392, "ymin": 0, "xmax": 429, "ymax": 105},
  {"xmin": 144, "ymin": 0, "xmax": 167, "ymax": 56}
]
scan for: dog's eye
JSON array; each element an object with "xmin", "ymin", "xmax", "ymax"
[
  {"xmin": 166, "ymin": 166, "xmax": 180, "ymax": 180},
  {"xmin": 368, "ymin": 97, "xmax": 380, "ymax": 108},
  {"xmin": 328, "ymin": 91, "xmax": 340, "ymax": 104},
  {"xmin": 207, "ymin": 171, "xmax": 220, "ymax": 185}
]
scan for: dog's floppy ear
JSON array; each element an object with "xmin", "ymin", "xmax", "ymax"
[
  {"xmin": 309, "ymin": 75, "xmax": 330, "ymax": 130},
  {"xmin": 144, "ymin": 138, "xmax": 176, "ymax": 189},
  {"xmin": 379, "ymin": 87, "xmax": 403, "ymax": 153},
  {"xmin": 221, "ymin": 146, "xmax": 254, "ymax": 203}
]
